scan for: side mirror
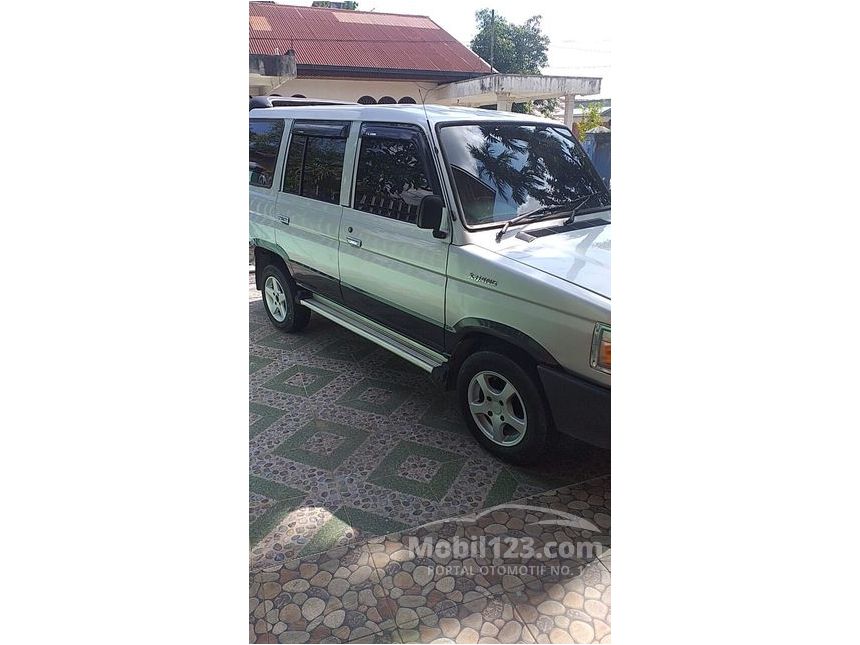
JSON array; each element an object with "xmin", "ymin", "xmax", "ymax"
[{"xmin": 417, "ymin": 194, "xmax": 446, "ymax": 238}]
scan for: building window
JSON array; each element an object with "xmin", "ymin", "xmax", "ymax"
[
  {"xmin": 398, "ymin": 96, "xmax": 417, "ymax": 104},
  {"xmin": 282, "ymin": 121, "xmax": 349, "ymax": 205},
  {"xmin": 357, "ymin": 96, "xmax": 376, "ymax": 105},
  {"xmin": 249, "ymin": 119, "xmax": 285, "ymax": 188},
  {"xmin": 354, "ymin": 125, "xmax": 436, "ymax": 224},
  {"xmin": 378, "ymin": 96, "xmax": 396, "ymax": 104}
]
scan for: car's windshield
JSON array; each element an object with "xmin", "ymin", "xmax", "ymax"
[{"xmin": 438, "ymin": 123, "xmax": 610, "ymax": 227}]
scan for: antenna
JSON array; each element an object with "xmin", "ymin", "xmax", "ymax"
[{"xmin": 417, "ymin": 85, "xmax": 431, "ymax": 124}]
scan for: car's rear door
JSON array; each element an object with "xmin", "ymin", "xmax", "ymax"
[
  {"xmin": 338, "ymin": 122, "xmax": 451, "ymax": 352},
  {"xmin": 273, "ymin": 120, "xmax": 351, "ymax": 302},
  {"xmin": 249, "ymin": 118, "xmax": 287, "ymax": 251}
]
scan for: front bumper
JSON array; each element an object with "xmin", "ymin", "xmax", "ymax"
[{"xmin": 537, "ymin": 365, "xmax": 610, "ymax": 449}]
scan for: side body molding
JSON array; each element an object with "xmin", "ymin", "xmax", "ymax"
[{"xmin": 446, "ymin": 318, "xmax": 560, "ymax": 367}]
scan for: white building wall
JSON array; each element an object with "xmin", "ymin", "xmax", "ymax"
[{"xmin": 249, "ymin": 77, "xmax": 439, "ymax": 104}]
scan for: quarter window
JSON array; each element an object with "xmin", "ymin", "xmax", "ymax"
[
  {"xmin": 282, "ymin": 121, "xmax": 349, "ymax": 205},
  {"xmin": 354, "ymin": 127, "xmax": 436, "ymax": 224},
  {"xmin": 249, "ymin": 119, "xmax": 285, "ymax": 188}
]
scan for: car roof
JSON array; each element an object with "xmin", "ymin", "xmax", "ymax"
[{"xmin": 249, "ymin": 103, "xmax": 558, "ymax": 127}]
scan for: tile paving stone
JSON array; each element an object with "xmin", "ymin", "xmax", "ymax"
[
  {"xmin": 388, "ymin": 592, "xmax": 538, "ymax": 644},
  {"xmin": 339, "ymin": 507, "xmax": 411, "ymax": 541},
  {"xmin": 370, "ymin": 423, "xmax": 502, "ymax": 479},
  {"xmin": 250, "ymin": 476, "xmax": 306, "ymax": 502},
  {"xmin": 249, "ymin": 475, "xmax": 308, "ymax": 539},
  {"xmin": 337, "ymin": 378, "xmax": 416, "ymax": 416},
  {"xmin": 257, "ymin": 330, "xmax": 315, "ymax": 353},
  {"xmin": 304, "ymin": 431, "xmax": 346, "ymax": 456},
  {"xmin": 250, "ymin": 292, "xmax": 610, "ymax": 643},
  {"xmin": 250, "ymin": 409, "xmax": 319, "ymax": 458},
  {"xmin": 353, "ymin": 478, "xmax": 612, "ymax": 611},
  {"xmin": 417, "ymin": 391, "xmax": 470, "ymax": 436},
  {"xmin": 367, "ymin": 441, "xmax": 467, "ymax": 502},
  {"xmin": 251, "ymin": 354, "xmax": 275, "ymax": 374},
  {"xmin": 250, "ymin": 476, "xmax": 609, "ymax": 642},
  {"xmin": 317, "ymin": 335, "xmax": 380, "ymax": 363},
  {"xmin": 250, "ymin": 497, "xmax": 308, "ymax": 551},
  {"xmin": 264, "ymin": 365, "xmax": 341, "ymax": 397},
  {"xmin": 506, "ymin": 556, "xmax": 611, "ymax": 643},
  {"xmin": 396, "ymin": 455, "xmax": 443, "ymax": 483},
  {"xmin": 249, "ymin": 392, "xmax": 316, "ymax": 433},
  {"xmin": 250, "ymin": 402, "xmax": 288, "ymax": 440},
  {"xmin": 519, "ymin": 477, "xmax": 612, "ymax": 551},
  {"xmin": 249, "ymin": 544, "xmax": 394, "ymax": 643},
  {"xmin": 328, "ymin": 422, "xmax": 480, "ymax": 486},
  {"xmin": 336, "ymin": 477, "xmax": 465, "ymax": 530},
  {"xmin": 249, "ymin": 486, "xmax": 611, "ymax": 641},
  {"xmin": 250, "ymin": 491, "xmax": 277, "ymax": 524},
  {"xmin": 249, "ymin": 454, "xmax": 341, "ymax": 504},
  {"xmin": 597, "ymin": 550, "xmax": 611, "ymax": 573},
  {"xmin": 251, "ymin": 503, "xmax": 351, "ymax": 570},
  {"xmin": 297, "ymin": 510, "xmax": 360, "ymax": 558},
  {"xmin": 273, "ymin": 418, "xmax": 372, "ymax": 472},
  {"xmin": 249, "ymin": 471, "xmax": 351, "ymax": 569}
]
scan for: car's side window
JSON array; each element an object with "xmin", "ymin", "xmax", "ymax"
[
  {"xmin": 249, "ymin": 119, "xmax": 285, "ymax": 189},
  {"xmin": 353, "ymin": 125, "xmax": 438, "ymax": 224},
  {"xmin": 282, "ymin": 121, "xmax": 350, "ymax": 205}
]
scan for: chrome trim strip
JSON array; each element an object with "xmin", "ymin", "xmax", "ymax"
[{"xmin": 299, "ymin": 295, "xmax": 447, "ymax": 373}]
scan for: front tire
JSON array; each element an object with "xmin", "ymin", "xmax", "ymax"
[
  {"xmin": 456, "ymin": 350, "xmax": 548, "ymax": 464},
  {"xmin": 261, "ymin": 264, "xmax": 310, "ymax": 332}
]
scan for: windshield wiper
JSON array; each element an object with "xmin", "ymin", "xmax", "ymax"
[
  {"xmin": 495, "ymin": 194, "xmax": 599, "ymax": 242},
  {"xmin": 563, "ymin": 191, "xmax": 609, "ymax": 224}
]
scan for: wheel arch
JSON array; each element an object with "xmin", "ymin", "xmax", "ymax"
[
  {"xmin": 444, "ymin": 318, "xmax": 559, "ymax": 390},
  {"xmin": 252, "ymin": 240, "xmax": 291, "ymax": 290}
]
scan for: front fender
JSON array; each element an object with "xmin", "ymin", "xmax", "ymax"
[{"xmin": 446, "ymin": 318, "xmax": 559, "ymax": 366}]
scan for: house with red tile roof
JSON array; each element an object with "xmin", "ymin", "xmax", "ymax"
[{"xmin": 249, "ymin": 1, "xmax": 601, "ymax": 128}]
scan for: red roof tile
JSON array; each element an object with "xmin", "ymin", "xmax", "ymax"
[{"xmin": 249, "ymin": 2, "xmax": 491, "ymax": 75}]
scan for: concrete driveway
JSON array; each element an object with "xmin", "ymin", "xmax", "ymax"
[{"xmin": 249, "ymin": 277, "xmax": 611, "ymax": 643}]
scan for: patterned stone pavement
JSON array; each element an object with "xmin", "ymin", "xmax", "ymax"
[{"xmin": 250, "ymin": 274, "xmax": 611, "ymax": 643}]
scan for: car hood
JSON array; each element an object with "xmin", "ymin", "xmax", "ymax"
[{"xmin": 491, "ymin": 219, "xmax": 611, "ymax": 298}]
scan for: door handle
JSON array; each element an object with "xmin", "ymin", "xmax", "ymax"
[
  {"xmin": 346, "ymin": 236, "xmax": 362, "ymax": 248},
  {"xmin": 278, "ymin": 216, "xmax": 290, "ymax": 225}
]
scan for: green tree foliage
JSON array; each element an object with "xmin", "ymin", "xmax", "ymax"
[
  {"xmin": 469, "ymin": 10, "xmax": 557, "ymax": 117},
  {"xmin": 576, "ymin": 103, "xmax": 605, "ymax": 141},
  {"xmin": 470, "ymin": 9, "xmax": 548, "ymax": 74}
]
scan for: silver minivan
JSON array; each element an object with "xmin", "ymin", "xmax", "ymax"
[{"xmin": 250, "ymin": 98, "xmax": 610, "ymax": 463}]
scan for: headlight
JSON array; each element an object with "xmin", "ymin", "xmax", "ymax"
[{"xmin": 590, "ymin": 323, "xmax": 611, "ymax": 374}]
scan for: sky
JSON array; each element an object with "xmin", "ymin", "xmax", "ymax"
[{"xmin": 259, "ymin": 0, "xmax": 612, "ymax": 97}]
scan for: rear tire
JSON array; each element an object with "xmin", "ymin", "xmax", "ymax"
[
  {"xmin": 261, "ymin": 264, "xmax": 311, "ymax": 332},
  {"xmin": 456, "ymin": 350, "xmax": 548, "ymax": 464}
]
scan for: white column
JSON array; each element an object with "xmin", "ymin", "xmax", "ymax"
[
  {"xmin": 496, "ymin": 92, "xmax": 513, "ymax": 112},
  {"xmin": 563, "ymin": 94, "xmax": 575, "ymax": 131}
]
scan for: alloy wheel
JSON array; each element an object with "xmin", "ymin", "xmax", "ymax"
[
  {"xmin": 467, "ymin": 370, "xmax": 528, "ymax": 446},
  {"xmin": 264, "ymin": 275, "xmax": 288, "ymax": 323}
]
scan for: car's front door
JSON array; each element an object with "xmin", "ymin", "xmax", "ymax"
[
  {"xmin": 338, "ymin": 123, "xmax": 450, "ymax": 352},
  {"xmin": 274, "ymin": 119, "xmax": 351, "ymax": 302}
]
